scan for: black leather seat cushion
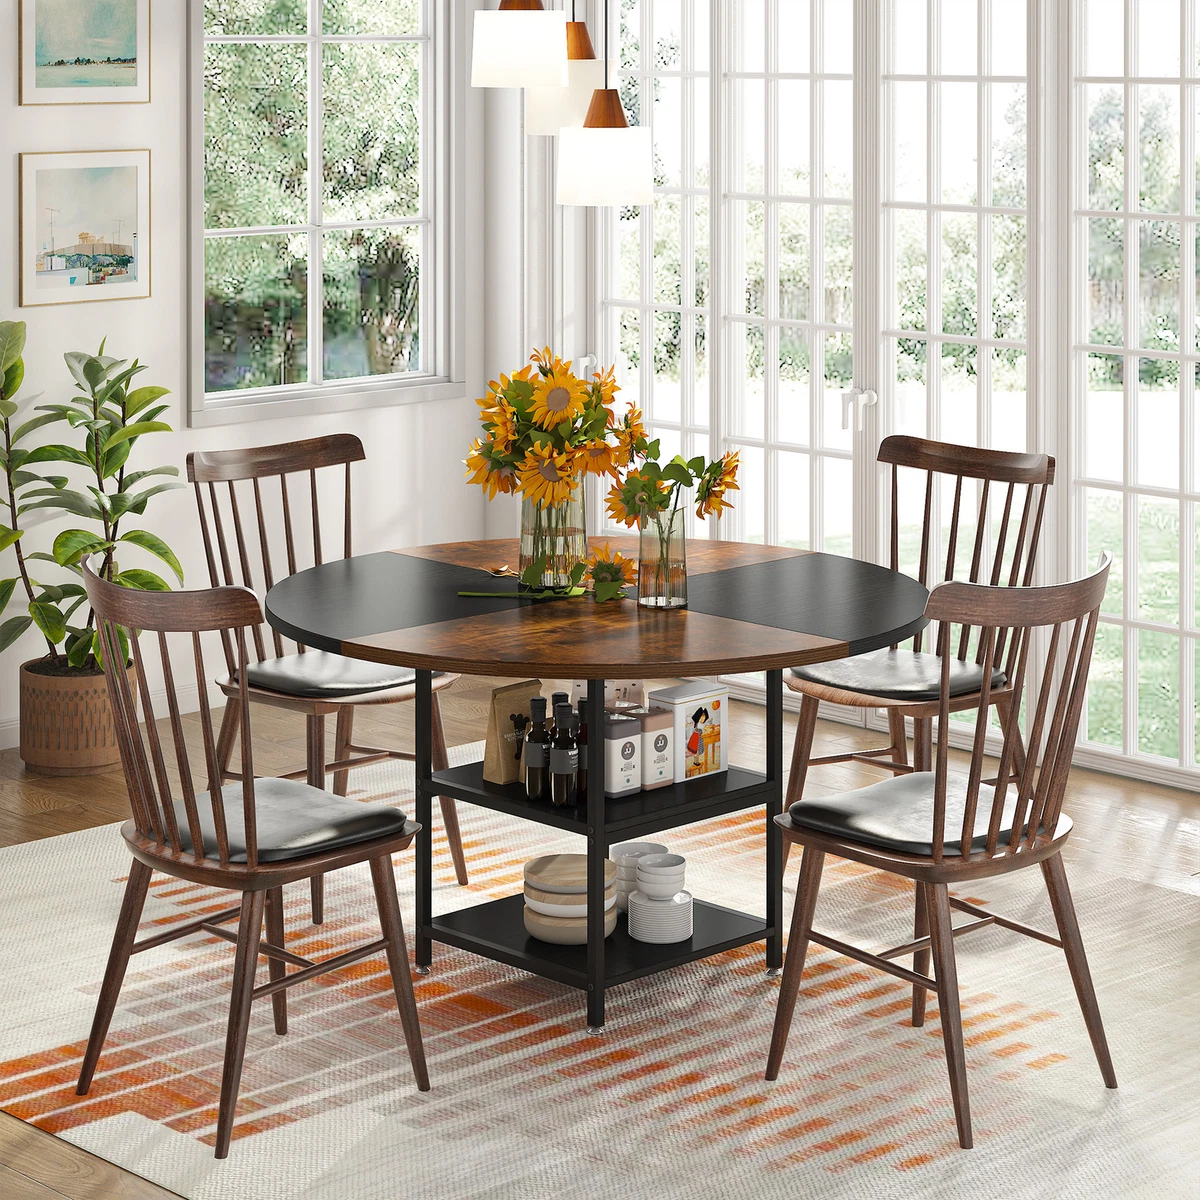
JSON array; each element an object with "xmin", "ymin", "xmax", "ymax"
[
  {"xmin": 173, "ymin": 778, "xmax": 408, "ymax": 863},
  {"xmin": 242, "ymin": 651, "xmax": 419, "ymax": 700},
  {"xmin": 788, "ymin": 771, "xmax": 1069, "ymax": 857},
  {"xmin": 791, "ymin": 648, "xmax": 1005, "ymax": 701}
]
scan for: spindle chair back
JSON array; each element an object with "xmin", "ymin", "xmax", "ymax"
[
  {"xmin": 75, "ymin": 560, "xmax": 429, "ymax": 1159},
  {"xmin": 768, "ymin": 555, "xmax": 1116, "ymax": 1151}
]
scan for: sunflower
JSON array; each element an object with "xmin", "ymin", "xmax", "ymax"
[
  {"xmin": 606, "ymin": 470, "xmax": 670, "ymax": 528},
  {"xmin": 518, "ymin": 444, "xmax": 579, "ymax": 508},
  {"xmin": 613, "ymin": 404, "xmax": 647, "ymax": 462},
  {"xmin": 483, "ymin": 401, "xmax": 519, "ymax": 454},
  {"xmin": 579, "ymin": 438, "xmax": 622, "ymax": 478},
  {"xmin": 696, "ymin": 451, "xmax": 741, "ymax": 519},
  {"xmin": 587, "ymin": 542, "xmax": 637, "ymax": 601},
  {"xmin": 591, "ymin": 365, "xmax": 620, "ymax": 409},
  {"xmin": 465, "ymin": 438, "xmax": 517, "ymax": 501},
  {"xmin": 530, "ymin": 364, "xmax": 588, "ymax": 430}
]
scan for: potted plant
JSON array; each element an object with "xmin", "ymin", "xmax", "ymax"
[{"xmin": 0, "ymin": 320, "xmax": 184, "ymax": 775}]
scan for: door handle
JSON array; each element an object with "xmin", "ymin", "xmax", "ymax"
[{"xmin": 841, "ymin": 389, "xmax": 878, "ymax": 433}]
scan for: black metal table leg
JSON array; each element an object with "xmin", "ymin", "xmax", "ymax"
[
  {"xmin": 765, "ymin": 668, "xmax": 784, "ymax": 972},
  {"xmin": 415, "ymin": 668, "xmax": 433, "ymax": 970},
  {"xmin": 585, "ymin": 678, "xmax": 606, "ymax": 1031}
]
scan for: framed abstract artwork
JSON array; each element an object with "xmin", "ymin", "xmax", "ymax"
[
  {"xmin": 19, "ymin": 150, "xmax": 152, "ymax": 307},
  {"xmin": 19, "ymin": 0, "xmax": 151, "ymax": 106}
]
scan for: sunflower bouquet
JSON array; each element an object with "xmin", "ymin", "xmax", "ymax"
[{"xmin": 466, "ymin": 348, "xmax": 626, "ymax": 589}]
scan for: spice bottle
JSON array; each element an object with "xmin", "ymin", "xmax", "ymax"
[
  {"xmin": 549, "ymin": 703, "xmax": 578, "ymax": 807},
  {"xmin": 524, "ymin": 696, "xmax": 550, "ymax": 801}
]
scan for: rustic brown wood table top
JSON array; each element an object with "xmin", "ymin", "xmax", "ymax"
[{"xmin": 264, "ymin": 538, "xmax": 929, "ymax": 679}]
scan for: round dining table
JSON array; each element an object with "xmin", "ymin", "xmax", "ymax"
[{"xmin": 265, "ymin": 537, "xmax": 929, "ymax": 1029}]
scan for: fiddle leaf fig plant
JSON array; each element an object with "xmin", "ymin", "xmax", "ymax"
[{"xmin": 0, "ymin": 320, "xmax": 185, "ymax": 670}]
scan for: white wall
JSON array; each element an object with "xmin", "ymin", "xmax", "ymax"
[{"xmin": 0, "ymin": 1, "xmax": 514, "ymax": 746}]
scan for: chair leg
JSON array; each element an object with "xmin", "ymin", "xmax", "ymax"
[
  {"xmin": 782, "ymin": 695, "xmax": 819, "ymax": 871},
  {"xmin": 1041, "ymin": 853, "xmax": 1117, "ymax": 1089},
  {"xmin": 887, "ymin": 709, "xmax": 909, "ymax": 767},
  {"xmin": 368, "ymin": 854, "xmax": 431, "ymax": 1092},
  {"xmin": 305, "ymin": 713, "xmax": 326, "ymax": 925},
  {"xmin": 910, "ymin": 885, "xmax": 930, "ymax": 1027},
  {"xmin": 214, "ymin": 890, "xmax": 266, "ymax": 1160},
  {"xmin": 216, "ymin": 698, "xmax": 241, "ymax": 781},
  {"xmin": 765, "ymin": 843, "xmax": 824, "ymax": 1080},
  {"xmin": 332, "ymin": 706, "xmax": 354, "ymax": 797},
  {"xmin": 913, "ymin": 717, "xmax": 932, "ymax": 772},
  {"xmin": 77, "ymin": 859, "xmax": 153, "ymax": 1095},
  {"xmin": 264, "ymin": 887, "xmax": 288, "ymax": 1036},
  {"xmin": 431, "ymin": 692, "xmax": 469, "ymax": 887},
  {"xmin": 924, "ymin": 882, "xmax": 972, "ymax": 1149}
]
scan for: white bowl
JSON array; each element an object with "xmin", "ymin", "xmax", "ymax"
[
  {"xmin": 635, "ymin": 853, "xmax": 686, "ymax": 875},
  {"xmin": 616, "ymin": 865, "xmax": 640, "ymax": 880},
  {"xmin": 635, "ymin": 879, "xmax": 683, "ymax": 901},
  {"xmin": 525, "ymin": 893, "xmax": 616, "ymax": 918},
  {"xmin": 610, "ymin": 842, "xmax": 669, "ymax": 868}
]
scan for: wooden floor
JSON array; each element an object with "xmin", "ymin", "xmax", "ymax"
[{"xmin": 1, "ymin": 674, "xmax": 1197, "ymax": 1199}]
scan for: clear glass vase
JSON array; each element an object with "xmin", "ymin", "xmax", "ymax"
[
  {"xmin": 637, "ymin": 499, "xmax": 688, "ymax": 609},
  {"xmin": 519, "ymin": 492, "xmax": 587, "ymax": 590}
]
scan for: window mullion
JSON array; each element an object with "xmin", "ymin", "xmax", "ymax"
[{"xmin": 308, "ymin": 0, "xmax": 324, "ymax": 388}]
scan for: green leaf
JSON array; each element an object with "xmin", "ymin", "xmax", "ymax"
[
  {"xmin": 11, "ymin": 471, "xmax": 68, "ymax": 491},
  {"xmin": 100, "ymin": 421, "xmax": 172, "ymax": 453},
  {"xmin": 0, "ymin": 399, "xmax": 17, "ymax": 421},
  {"xmin": 0, "ymin": 321, "xmax": 26, "ymax": 375},
  {"xmin": 65, "ymin": 626, "xmax": 94, "ymax": 668},
  {"xmin": 0, "ymin": 525, "xmax": 23, "ymax": 553},
  {"xmin": 120, "ymin": 465, "xmax": 179, "ymax": 489},
  {"xmin": 114, "ymin": 481, "xmax": 184, "ymax": 516},
  {"xmin": 593, "ymin": 580, "xmax": 627, "ymax": 603},
  {"xmin": 53, "ymin": 529, "xmax": 111, "ymax": 568},
  {"xmin": 0, "ymin": 578, "xmax": 17, "ymax": 615},
  {"xmin": 115, "ymin": 568, "xmax": 170, "ymax": 592},
  {"xmin": 124, "ymin": 385, "xmax": 171, "ymax": 417},
  {"xmin": 12, "ymin": 412, "xmax": 65, "ymax": 444},
  {"xmin": 101, "ymin": 437, "xmax": 132, "ymax": 480},
  {"xmin": 63, "ymin": 351, "xmax": 93, "ymax": 391},
  {"xmin": 662, "ymin": 462, "xmax": 694, "ymax": 487},
  {"xmin": 0, "ymin": 614, "xmax": 32, "ymax": 652},
  {"xmin": 19, "ymin": 490, "xmax": 104, "ymax": 520},
  {"xmin": 688, "ymin": 456, "xmax": 706, "ymax": 474},
  {"xmin": 118, "ymin": 529, "xmax": 184, "ymax": 584},
  {"xmin": 520, "ymin": 556, "xmax": 547, "ymax": 588},
  {"xmin": 22, "ymin": 443, "xmax": 94, "ymax": 468},
  {"xmin": 568, "ymin": 560, "xmax": 587, "ymax": 588},
  {"xmin": 28, "ymin": 600, "xmax": 67, "ymax": 645},
  {"xmin": 2, "ymin": 358, "xmax": 25, "ymax": 401}
]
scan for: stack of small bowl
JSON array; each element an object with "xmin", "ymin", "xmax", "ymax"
[
  {"xmin": 610, "ymin": 842, "xmax": 668, "ymax": 912},
  {"xmin": 627, "ymin": 854, "xmax": 693, "ymax": 944},
  {"xmin": 523, "ymin": 853, "xmax": 618, "ymax": 945}
]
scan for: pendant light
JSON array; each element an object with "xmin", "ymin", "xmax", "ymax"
[
  {"xmin": 556, "ymin": 0, "xmax": 653, "ymax": 206},
  {"xmin": 525, "ymin": 4, "xmax": 615, "ymax": 136},
  {"xmin": 471, "ymin": 0, "xmax": 568, "ymax": 90}
]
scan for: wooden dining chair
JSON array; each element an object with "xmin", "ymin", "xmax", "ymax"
[
  {"xmin": 75, "ymin": 560, "xmax": 429, "ymax": 1160},
  {"xmin": 187, "ymin": 435, "xmax": 469, "ymax": 926},
  {"xmin": 783, "ymin": 436, "xmax": 1055, "ymax": 869},
  {"xmin": 767, "ymin": 554, "xmax": 1116, "ymax": 1149}
]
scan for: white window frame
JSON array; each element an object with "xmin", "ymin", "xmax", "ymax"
[{"xmin": 187, "ymin": 0, "xmax": 466, "ymax": 427}]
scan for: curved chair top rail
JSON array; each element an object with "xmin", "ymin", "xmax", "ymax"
[
  {"xmin": 879, "ymin": 435, "xmax": 1055, "ymax": 485},
  {"xmin": 187, "ymin": 434, "xmax": 366, "ymax": 484},
  {"xmin": 923, "ymin": 553, "xmax": 1112, "ymax": 865}
]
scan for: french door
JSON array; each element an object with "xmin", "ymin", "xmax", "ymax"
[{"xmin": 590, "ymin": 0, "xmax": 1198, "ymax": 785}]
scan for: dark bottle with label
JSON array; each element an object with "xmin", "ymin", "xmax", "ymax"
[
  {"xmin": 549, "ymin": 702, "xmax": 579, "ymax": 807},
  {"xmin": 549, "ymin": 692, "xmax": 569, "ymax": 732},
  {"xmin": 525, "ymin": 696, "xmax": 550, "ymax": 801},
  {"xmin": 575, "ymin": 698, "xmax": 589, "ymax": 800}
]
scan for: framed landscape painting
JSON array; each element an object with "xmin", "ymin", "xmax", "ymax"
[
  {"xmin": 20, "ymin": 150, "xmax": 152, "ymax": 307},
  {"xmin": 19, "ymin": 0, "xmax": 150, "ymax": 106}
]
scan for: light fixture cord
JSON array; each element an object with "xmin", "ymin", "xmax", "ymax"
[{"xmin": 604, "ymin": 0, "xmax": 610, "ymax": 89}]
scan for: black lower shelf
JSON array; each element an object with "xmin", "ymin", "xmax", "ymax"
[
  {"xmin": 428, "ymin": 761, "xmax": 773, "ymax": 842},
  {"xmin": 428, "ymin": 893, "xmax": 771, "ymax": 990}
]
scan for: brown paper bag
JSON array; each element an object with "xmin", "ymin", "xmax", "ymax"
[{"xmin": 483, "ymin": 679, "xmax": 543, "ymax": 785}]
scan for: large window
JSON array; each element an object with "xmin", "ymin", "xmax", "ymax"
[
  {"xmin": 593, "ymin": 0, "xmax": 1199, "ymax": 784},
  {"xmin": 195, "ymin": 0, "xmax": 452, "ymax": 416}
]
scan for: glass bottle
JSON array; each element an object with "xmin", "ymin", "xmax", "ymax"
[
  {"xmin": 575, "ymin": 698, "xmax": 589, "ymax": 800},
  {"xmin": 525, "ymin": 696, "xmax": 550, "ymax": 801},
  {"xmin": 549, "ymin": 702, "xmax": 579, "ymax": 807},
  {"xmin": 549, "ymin": 691, "xmax": 569, "ymax": 733}
]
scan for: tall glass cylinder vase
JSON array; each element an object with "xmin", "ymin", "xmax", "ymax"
[
  {"xmin": 519, "ymin": 491, "xmax": 587, "ymax": 590},
  {"xmin": 637, "ymin": 498, "xmax": 688, "ymax": 609}
]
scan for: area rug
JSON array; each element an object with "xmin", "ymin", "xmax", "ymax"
[{"xmin": 0, "ymin": 743, "xmax": 1197, "ymax": 1200}]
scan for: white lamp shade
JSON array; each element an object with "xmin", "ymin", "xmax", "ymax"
[
  {"xmin": 556, "ymin": 125, "xmax": 655, "ymax": 206},
  {"xmin": 525, "ymin": 59, "xmax": 618, "ymax": 136},
  {"xmin": 471, "ymin": 11, "xmax": 569, "ymax": 89}
]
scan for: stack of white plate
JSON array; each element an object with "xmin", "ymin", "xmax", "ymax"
[
  {"xmin": 627, "ymin": 854, "xmax": 693, "ymax": 944},
  {"xmin": 523, "ymin": 854, "xmax": 617, "ymax": 945},
  {"xmin": 609, "ymin": 842, "xmax": 668, "ymax": 912}
]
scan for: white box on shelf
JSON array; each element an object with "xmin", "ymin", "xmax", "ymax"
[{"xmin": 646, "ymin": 680, "xmax": 728, "ymax": 781}]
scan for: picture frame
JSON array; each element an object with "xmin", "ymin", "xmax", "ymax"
[
  {"xmin": 19, "ymin": 150, "xmax": 152, "ymax": 308},
  {"xmin": 19, "ymin": 0, "xmax": 151, "ymax": 106}
]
